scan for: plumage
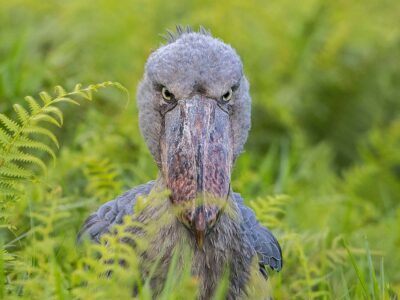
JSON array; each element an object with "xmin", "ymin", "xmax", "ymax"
[
  {"xmin": 78, "ymin": 26, "xmax": 282, "ymax": 299},
  {"xmin": 78, "ymin": 181, "xmax": 282, "ymax": 272}
]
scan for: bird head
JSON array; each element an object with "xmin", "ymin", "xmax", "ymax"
[{"xmin": 137, "ymin": 26, "xmax": 251, "ymax": 247}]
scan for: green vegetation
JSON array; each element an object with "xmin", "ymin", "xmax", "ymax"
[{"xmin": 0, "ymin": 0, "xmax": 399, "ymax": 299}]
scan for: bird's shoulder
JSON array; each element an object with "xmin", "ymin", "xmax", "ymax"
[
  {"xmin": 232, "ymin": 192, "xmax": 283, "ymax": 274},
  {"xmin": 77, "ymin": 180, "xmax": 155, "ymax": 243}
]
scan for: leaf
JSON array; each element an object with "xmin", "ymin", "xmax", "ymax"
[
  {"xmin": 24, "ymin": 96, "xmax": 42, "ymax": 114},
  {"xmin": 0, "ymin": 163, "xmax": 32, "ymax": 178},
  {"xmin": 39, "ymin": 91, "xmax": 53, "ymax": 105},
  {"xmin": 13, "ymin": 104, "xmax": 30, "ymax": 125},
  {"xmin": 22, "ymin": 126, "xmax": 59, "ymax": 148},
  {"xmin": 73, "ymin": 83, "xmax": 82, "ymax": 92},
  {"xmin": 0, "ymin": 114, "xmax": 20, "ymax": 133},
  {"xmin": 52, "ymin": 97, "xmax": 80, "ymax": 106},
  {"xmin": 14, "ymin": 138, "xmax": 56, "ymax": 161},
  {"xmin": 6, "ymin": 152, "xmax": 47, "ymax": 173},
  {"xmin": 0, "ymin": 183, "xmax": 19, "ymax": 197},
  {"xmin": 31, "ymin": 114, "xmax": 62, "ymax": 127},
  {"xmin": 42, "ymin": 106, "xmax": 64, "ymax": 126},
  {"xmin": 0, "ymin": 241, "xmax": 5, "ymax": 299},
  {"xmin": 54, "ymin": 85, "xmax": 67, "ymax": 97},
  {"xmin": 0, "ymin": 128, "xmax": 12, "ymax": 147},
  {"xmin": 343, "ymin": 239, "xmax": 370, "ymax": 299}
]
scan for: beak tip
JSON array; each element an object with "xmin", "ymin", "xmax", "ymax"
[{"xmin": 195, "ymin": 230, "xmax": 205, "ymax": 249}]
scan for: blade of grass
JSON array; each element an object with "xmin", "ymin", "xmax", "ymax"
[
  {"xmin": 159, "ymin": 248, "xmax": 179, "ymax": 300},
  {"xmin": 0, "ymin": 241, "xmax": 4, "ymax": 299},
  {"xmin": 52, "ymin": 254, "xmax": 66, "ymax": 300},
  {"xmin": 380, "ymin": 258, "xmax": 385, "ymax": 300},
  {"xmin": 342, "ymin": 239, "xmax": 370, "ymax": 300},
  {"xmin": 365, "ymin": 239, "xmax": 379, "ymax": 299},
  {"xmin": 212, "ymin": 266, "xmax": 230, "ymax": 300},
  {"xmin": 340, "ymin": 268, "xmax": 351, "ymax": 300}
]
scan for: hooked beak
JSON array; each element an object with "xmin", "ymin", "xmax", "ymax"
[
  {"xmin": 193, "ymin": 206, "xmax": 206, "ymax": 248},
  {"xmin": 160, "ymin": 96, "xmax": 233, "ymax": 247}
]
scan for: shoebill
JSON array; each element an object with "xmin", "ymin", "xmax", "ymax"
[{"xmin": 78, "ymin": 26, "xmax": 282, "ymax": 299}]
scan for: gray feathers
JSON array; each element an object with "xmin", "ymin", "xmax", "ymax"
[
  {"xmin": 77, "ymin": 181, "xmax": 155, "ymax": 242},
  {"xmin": 78, "ymin": 181, "xmax": 283, "ymax": 274},
  {"xmin": 234, "ymin": 193, "xmax": 283, "ymax": 272}
]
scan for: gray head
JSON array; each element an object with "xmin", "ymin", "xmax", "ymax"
[{"xmin": 137, "ymin": 26, "xmax": 251, "ymax": 247}]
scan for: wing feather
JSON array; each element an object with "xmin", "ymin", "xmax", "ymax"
[
  {"xmin": 233, "ymin": 192, "xmax": 283, "ymax": 272},
  {"xmin": 77, "ymin": 181, "xmax": 155, "ymax": 243}
]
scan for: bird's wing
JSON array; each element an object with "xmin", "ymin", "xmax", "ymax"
[
  {"xmin": 233, "ymin": 192, "xmax": 283, "ymax": 274},
  {"xmin": 77, "ymin": 181, "xmax": 155, "ymax": 243}
]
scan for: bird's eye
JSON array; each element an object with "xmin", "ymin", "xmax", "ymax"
[
  {"xmin": 161, "ymin": 87, "xmax": 174, "ymax": 102},
  {"xmin": 222, "ymin": 88, "xmax": 233, "ymax": 102}
]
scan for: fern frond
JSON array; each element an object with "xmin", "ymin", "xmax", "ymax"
[
  {"xmin": 13, "ymin": 104, "xmax": 30, "ymax": 125},
  {"xmin": 6, "ymin": 152, "xmax": 47, "ymax": 173},
  {"xmin": 39, "ymin": 91, "xmax": 52, "ymax": 105},
  {"xmin": 83, "ymin": 158, "xmax": 122, "ymax": 202},
  {"xmin": 24, "ymin": 96, "xmax": 41, "ymax": 114},
  {"xmin": 0, "ymin": 184, "xmax": 19, "ymax": 197},
  {"xmin": 30, "ymin": 113, "xmax": 62, "ymax": 127},
  {"xmin": 52, "ymin": 97, "xmax": 80, "ymax": 106},
  {"xmin": 54, "ymin": 85, "xmax": 67, "ymax": 97},
  {"xmin": 0, "ymin": 128, "xmax": 12, "ymax": 147},
  {"xmin": 14, "ymin": 137, "xmax": 56, "ymax": 161},
  {"xmin": 0, "ymin": 114, "xmax": 20, "ymax": 133},
  {"xmin": 250, "ymin": 194, "xmax": 290, "ymax": 229},
  {"xmin": 22, "ymin": 126, "xmax": 59, "ymax": 148},
  {"xmin": 0, "ymin": 163, "xmax": 32, "ymax": 178},
  {"xmin": 0, "ymin": 81, "xmax": 128, "ymax": 227},
  {"xmin": 41, "ymin": 106, "xmax": 63, "ymax": 126}
]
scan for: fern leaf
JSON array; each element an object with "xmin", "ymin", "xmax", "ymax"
[
  {"xmin": 72, "ymin": 88, "xmax": 93, "ymax": 101},
  {"xmin": 0, "ymin": 163, "xmax": 32, "ymax": 178},
  {"xmin": 22, "ymin": 126, "xmax": 59, "ymax": 148},
  {"xmin": 54, "ymin": 85, "xmax": 67, "ymax": 97},
  {"xmin": 73, "ymin": 83, "xmax": 82, "ymax": 92},
  {"xmin": 41, "ymin": 106, "xmax": 63, "ymax": 126},
  {"xmin": 31, "ymin": 114, "xmax": 62, "ymax": 127},
  {"xmin": 6, "ymin": 152, "xmax": 47, "ymax": 173},
  {"xmin": 24, "ymin": 96, "xmax": 41, "ymax": 114},
  {"xmin": 0, "ymin": 114, "xmax": 20, "ymax": 133},
  {"xmin": 87, "ymin": 84, "xmax": 99, "ymax": 92},
  {"xmin": 39, "ymin": 91, "xmax": 53, "ymax": 105},
  {"xmin": 13, "ymin": 104, "xmax": 30, "ymax": 125},
  {"xmin": 14, "ymin": 138, "xmax": 56, "ymax": 161},
  {"xmin": 0, "ymin": 183, "xmax": 19, "ymax": 197},
  {"xmin": 0, "ymin": 81, "xmax": 128, "ymax": 229},
  {"xmin": 0, "ymin": 128, "xmax": 12, "ymax": 147},
  {"xmin": 82, "ymin": 88, "xmax": 93, "ymax": 100},
  {"xmin": 52, "ymin": 97, "xmax": 80, "ymax": 106}
]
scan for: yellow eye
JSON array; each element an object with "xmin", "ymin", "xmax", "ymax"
[
  {"xmin": 162, "ymin": 87, "xmax": 174, "ymax": 101},
  {"xmin": 222, "ymin": 88, "xmax": 233, "ymax": 102}
]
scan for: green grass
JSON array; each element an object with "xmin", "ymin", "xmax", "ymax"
[{"xmin": 0, "ymin": 0, "xmax": 400, "ymax": 299}]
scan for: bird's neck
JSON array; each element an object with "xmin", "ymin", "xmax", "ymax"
[{"xmin": 134, "ymin": 176, "xmax": 254, "ymax": 299}]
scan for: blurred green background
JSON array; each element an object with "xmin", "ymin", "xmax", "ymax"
[{"xmin": 0, "ymin": 0, "xmax": 399, "ymax": 299}]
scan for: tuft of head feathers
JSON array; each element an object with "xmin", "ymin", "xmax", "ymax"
[{"xmin": 162, "ymin": 25, "xmax": 211, "ymax": 44}]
